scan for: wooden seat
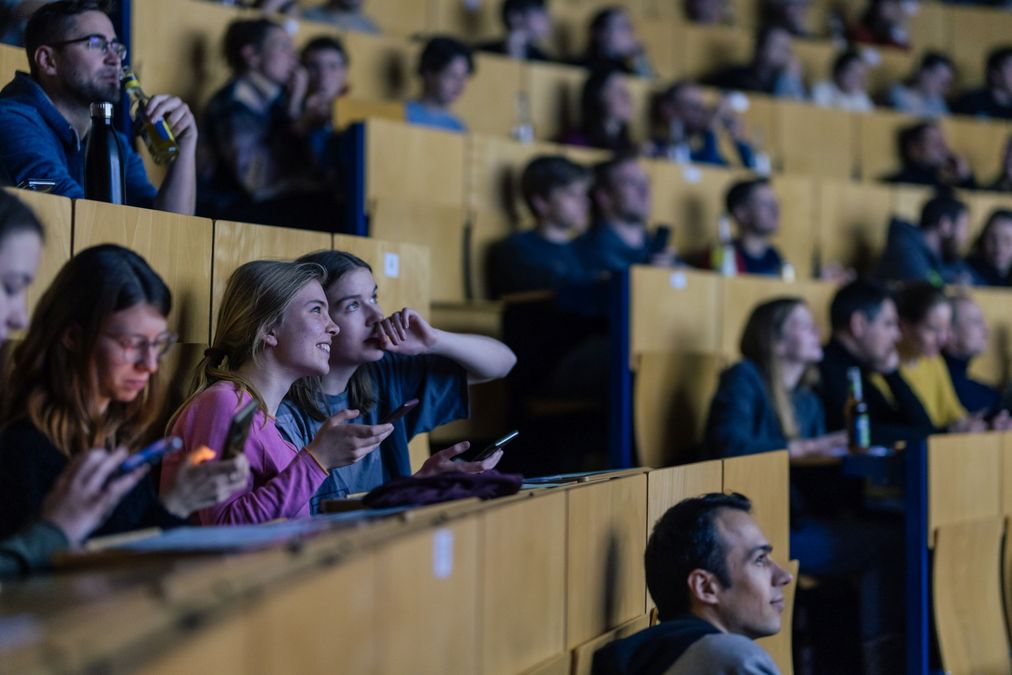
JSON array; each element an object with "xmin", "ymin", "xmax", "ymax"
[
  {"xmin": 364, "ymin": 118, "xmax": 467, "ymax": 208},
  {"xmin": 0, "ymin": 42, "xmax": 27, "ymax": 84},
  {"xmin": 342, "ymin": 31, "xmax": 419, "ymax": 102},
  {"xmin": 816, "ymin": 178, "xmax": 895, "ymax": 274},
  {"xmin": 856, "ymin": 108, "xmax": 918, "ymax": 182},
  {"xmin": 333, "ymin": 98, "xmax": 405, "ymax": 130},
  {"xmin": 777, "ymin": 100, "xmax": 856, "ymax": 180},
  {"xmin": 455, "ymin": 53, "xmax": 526, "ymax": 138}
]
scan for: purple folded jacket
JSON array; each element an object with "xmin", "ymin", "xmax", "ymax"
[{"xmin": 363, "ymin": 470, "xmax": 523, "ymax": 508}]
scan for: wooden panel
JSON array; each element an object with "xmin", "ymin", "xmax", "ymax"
[
  {"xmin": 465, "ymin": 133, "xmax": 561, "ymax": 217},
  {"xmin": 816, "ymin": 178, "xmax": 894, "ymax": 275},
  {"xmin": 719, "ymin": 276, "xmax": 836, "ymax": 359},
  {"xmin": 756, "ymin": 559, "xmax": 799, "ymax": 675},
  {"xmin": 361, "ymin": 0, "xmax": 432, "ymax": 37},
  {"xmin": 525, "ymin": 61, "xmax": 586, "ymax": 144},
  {"xmin": 928, "ymin": 432, "xmax": 1003, "ymax": 543},
  {"xmin": 777, "ymin": 101, "xmax": 856, "ymax": 180},
  {"xmin": 139, "ymin": 608, "xmax": 249, "ymax": 675},
  {"xmin": 566, "ymin": 475, "xmax": 648, "ymax": 648},
  {"xmin": 634, "ymin": 352, "xmax": 723, "ymax": 468},
  {"xmin": 942, "ymin": 116, "xmax": 1012, "ymax": 187},
  {"xmin": 932, "ymin": 517, "xmax": 1009, "ymax": 675},
  {"xmin": 429, "ymin": 0, "xmax": 501, "ymax": 42},
  {"xmin": 470, "ymin": 209, "xmax": 518, "ymax": 301},
  {"xmin": 373, "ymin": 520, "xmax": 480, "ymax": 674},
  {"xmin": 333, "ymin": 234, "xmax": 431, "ymax": 320},
  {"xmin": 481, "ymin": 493, "xmax": 567, "ymax": 675},
  {"xmin": 856, "ymin": 108, "xmax": 916, "ymax": 181},
  {"xmin": 520, "ymin": 652, "xmax": 570, "ymax": 675},
  {"xmin": 680, "ymin": 24, "xmax": 751, "ymax": 81},
  {"xmin": 407, "ymin": 432, "xmax": 429, "ymax": 474},
  {"xmin": 368, "ymin": 199, "xmax": 465, "ymax": 303},
  {"xmin": 1003, "ymin": 432, "xmax": 1012, "ymax": 517},
  {"xmin": 791, "ymin": 38, "xmax": 835, "ymax": 84},
  {"xmin": 0, "ymin": 42, "xmax": 27, "ymax": 84},
  {"xmin": 73, "ymin": 200, "xmax": 213, "ymax": 344},
  {"xmin": 334, "ymin": 98, "xmax": 405, "ymax": 130},
  {"xmin": 890, "ymin": 183, "xmax": 933, "ymax": 224},
  {"xmin": 342, "ymin": 31, "xmax": 420, "ymax": 102},
  {"xmin": 770, "ymin": 174, "xmax": 817, "ymax": 280},
  {"xmin": 456, "ymin": 54, "xmax": 525, "ymax": 138},
  {"xmin": 570, "ymin": 614, "xmax": 650, "ymax": 675},
  {"xmin": 630, "ymin": 267, "xmax": 721, "ymax": 356},
  {"xmin": 3, "ymin": 188, "xmax": 72, "ymax": 313},
  {"xmin": 948, "ymin": 7, "xmax": 1012, "ymax": 90},
  {"xmin": 907, "ymin": 3, "xmax": 951, "ymax": 59},
  {"xmin": 211, "ymin": 220, "xmax": 331, "ymax": 333},
  {"xmin": 365, "ymin": 118, "xmax": 466, "ymax": 207},
  {"xmin": 965, "ymin": 286, "xmax": 1011, "ymax": 389},
  {"xmin": 633, "ymin": 15, "xmax": 678, "ymax": 80},
  {"xmin": 722, "ymin": 450, "xmax": 790, "ymax": 560}
]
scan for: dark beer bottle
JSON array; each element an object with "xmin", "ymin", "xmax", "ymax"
[
  {"xmin": 845, "ymin": 366, "xmax": 871, "ymax": 453},
  {"xmin": 84, "ymin": 102, "xmax": 126, "ymax": 205}
]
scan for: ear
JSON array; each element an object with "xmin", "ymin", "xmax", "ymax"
[
  {"xmin": 848, "ymin": 311, "xmax": 866, "ymax": 339},
  {"xmin": 239, "ymin": 44, "xmax": 259, "ymax": 71},
  {"xmin": 530, "ymin": 193, "xmax": 549, "ymax": 218},
  {"xmin": 34, "ymin": 45, "xmax": 59, "ymax": 79},
  {"xmin": 61, "ymin": 324, "xmax": 81, "ymax": 352},
  {"xmin": 261, "ymin": 328, "xmax": 279, "ymax": 349},
  {"xmin": 687, "ymin": 569, "xmax": 722, "ymax": 607}
]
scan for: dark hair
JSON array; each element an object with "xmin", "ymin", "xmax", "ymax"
[
  {"xmin": 0, "ymin": 191, "xmax": 44, "ymax": 246},
  {"xmin": 520, "ymin": 155, "xmax": 589, "ymax": 216},
  {"xmin": 24, "ymin": 0, "xmax": 110, "ymax": 79},
  {"xmin": 753, "ymin": 24, "xmax": 788, "ymax": 62},
  {"xmin": 500, "ymin": 0, "xmax": 545, "ymax": 29},
  {"xmin": 829, "ymin": 280, "xmax": 891, "ymax": 333},
  {"xmin": 649, "ymin": 79, "xmax": 691, "ymax": 128},
  {"xmin": 919, "ymin": 193, "xmax": 966, "ymax": 232},
  {"xmin": 896, "ymin": 121, "xmax": 935, "ymax": 163},
  {"xmin": 974, "ymin": 208, "xmax": 1012, "ymax": 258},
  {"xmin": 2, "ymin": 244, "xmax": 172, "ymax": 457},
  {"xmin": 832, "ymin": 50, "xmax": 864, "ymax": 81},
  {"xmin": 590, "ymin": 151, "xmax": 639, "ymax": 219},
  {"xmin": 859, "ymin": 0, "xmax": 901, "ymax": 36},
  {"xmin": 579, "ymin": 66, "xmax": 633, "ymax": 152},
  {"xmin": 417, "ymin": 36, "xmax": 474, "ymax": 76},
  {"xmin": 301, "ymin": 35, "xmax": 348, "ymax": 63},
  {"xmin": 985, "ymin": 46, "xmax": 1012, "ymax": 88},
  {"xmin": 223, "ymin": 18, "xmax": 281, "ymax": 74},
  {"xmin": 895, "ymin": 281, "xmax": 947, "ymax": 325},
  {"xmin": 645, "ymin": 492, "xmax": 753, "ymax": 621},
  {"xmin": 919, "ymin": 50, "xmax": 953, "ymax": 75},
  {"xmin": 585, "ymin": 6, "xmax": 626, "ymax": 62},
  {"xmin": 287, "ymin": 250, "xmax": 377, "ymax": 419},
  {"xmin": 725, "ymin": 178, "xmax": 769, "ymax": 215}
]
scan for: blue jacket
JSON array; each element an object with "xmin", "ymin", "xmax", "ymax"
[
  {"xmin": 874, "ymin": 217, "xmax": 973, "ymax": 286},
  {"xmin": 0, "ymin": 72, "xmax": 156, "ymax": 206}
]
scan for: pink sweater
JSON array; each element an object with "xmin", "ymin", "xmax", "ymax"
[{"xmin": 162, "ymin": 381, "xmax": 327, "ymax": 524}]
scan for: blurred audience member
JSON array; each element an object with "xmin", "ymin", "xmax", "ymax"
[
  {"xmin": 645, "ymin": 81, "xmax": 756, "ymax": 169},
  {"xmin": 576, "ymin": 154, "xmax": 676, "ymax": 273},
  {"xmin": 812, "ymin": 50, "xmax": 874, "ymax": 112},
  {"xmin": 887, "ymin": 51, "xmax": 954, "ymax": 117},
  {"xmin": 884, "ymin": 121, "xmax": 976, "ymax": 189},
  {"xmin": 0, "ymin": 0, "xmax": 49, "ymax": 46},
  {"xmin": 707, "ymin": 25, "xmax": 806, "ymax": 99},
  {"xmin": 580, "ymin": 6, "xmax": 654, "ymax": 78},
  {"xmin": 476, "ymin": 0, "xmax": 552, "ymax": 62},
  {"xmin": 966, "ymin": 209, "xmax": 1012, "ymax": 286},
  {"xmin": 302, "ymin": 0, "xmax": 379, "ymax": 34},
  {"xmin": 763, "ymin": 0, "xmax": 813, "ymax": 37},
  {"xmin": 952, "ymin": 46, "xmax": 1012, "ymax": 120},
  {"xmin": 876, "ymin": 193, "xmax": 974, "ymax": 285},
  {"xmin": 944, "ymin": 294, "xmax": 1009, "ymax": 418},
  {"xmin": 299, "ymin": 36, "xmax": 348, "ymax": 175},
  {"xmin": 488, "ymin": 155, "xmax": 594, "ymax": 298},
  {"xmin": 693, "ymin": 179, "xmax": 788, "ymax": 277},
  {"xmin": 405, "ymin": 36, "xmax": 473, "ymax": 133},
  {"xmin": 198, "ymin": 18, "xmax": 336, "ymax": 228},
  {"xmin": 558, "ymin": 67, "xmax": 636, "ymax": 153},
  {"xmin": 682, "ymin": 0, "xmax": 730, "ymax": 24},
  {"xmin": 989, "ymin": 137, "xmax": 1012, "ymax": 191},
  {"xmin": 849, "ymin": 0, "xmax": 911, "ymax": 50}
]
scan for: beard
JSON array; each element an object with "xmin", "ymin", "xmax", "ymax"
[{"xmin": 65, "ymin": 68, "xmax": 121, "ymax": 108}]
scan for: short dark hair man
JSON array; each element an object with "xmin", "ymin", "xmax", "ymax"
[
  {"xmin": 405, "ymin": 36, "xmax": 474, "ymax": 133},
  {"xmin": 952, "ymin": 47, "xmax": 1012, "ymax": 121},
  {"xmin": 885, "ymin": 121, "xmax": 976, "ymax": 189},
  {"xmin": 593, "ymin": 493, "xmax": 791, "ymax": 675},
  {"xmin": 713, "ymin": 178, "xmax": 787, "ymax": 276},
  {"xmin": 488, "ymin": 155, "xmax": 592, "ymax": 298},
  {"xmin": 819, "ymin": 281, "xmax": 935, "ymax": 446},
  {"xmin": 475, "ymin": 0, "xmax": 553, "ymax": 62},
  {"xmin": 0, "ymin": 0, "xmax": 197, "ymax": 214},
  {"xmin": 875, "ymin": 193, "xmax": 974, "ymax": 285}
]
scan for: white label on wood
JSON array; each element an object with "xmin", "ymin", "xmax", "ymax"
[
  {"xmin": 384, "ymin": 252, "xmax": 400, "ymax": 278},
  {"xmin": 669, "ymin": 272, "xmax": 687, "ymax": 290},
  {"xmin": 433, "ymin": 528, "xmax": 453, "ymax": 579}
]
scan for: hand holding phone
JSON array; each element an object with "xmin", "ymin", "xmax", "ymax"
[
  {"xmin": 452, "ymin": 430, "xmax": 519, "ymax": 463},
  {"xmin": 221, "ymin": 400, "xmax": 258, "ymax": 459},
  {"xmin": 109, "ymin": 437, "xmax": 183, "ymax": 481}
]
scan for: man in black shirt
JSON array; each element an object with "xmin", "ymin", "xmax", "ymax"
[
  {"xmin": 884, "ymin": 121, "xmax": 977, "ymax": 189},
  {"xmin": 474, "ymin": 0, "xmax": 553, "ymax": 62},
  {"xmin": 952, "ymin": 47, "xmax": 1012, "ymax": 120}
]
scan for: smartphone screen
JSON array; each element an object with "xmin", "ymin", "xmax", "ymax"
[
  {"xmin": 452, "ymin": 430, "xmax": 519, "ymax": 463},
  {"xmin": 222, "ymin": 400, "xmax": 258, "ymax": 460},
  {"xmin": 110, "ymin": 436, "xmax": 182, "ymax": 481}
]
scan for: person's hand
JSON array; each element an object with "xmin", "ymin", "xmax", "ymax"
[
  {"xmin": 161, "ymin": 453, "xmax": 250, "ymax": 518},
  {"xmin": 819, "ymin": 262, "xmax": 857, "ymax": 284},
  {"xmin": 650, "ymin": 249, "xmax": 680, "ymax": 267},
  {"xmin": 949, "ymin": 412, "xmax": 988, "ymax": 434},
  {"xmin": 989, "ymin": 410, "xmax": 1011, "ymax": 432},
  {"xmin": 40, "ymin": 448, "xmax": 147, "ymax": 546},
  {"xmin": 144, "ymin": 94, "xmax": 198, "ymax": 149},
  {"xmin": 788, "ymin": 431, "xmax": 848, "ymax": 459},
  {"xmin": 374, "ymin": 308, "xmax": 439, "ymax": 356},
  {"xmin": 287, "ymin": 65, "xmax": 309, "ymax": 117},
  {"xmin": 305, "ymin": 409, "xmax": 393, "ymax": 469},
  {"xmin": 944, "ymin": 152, "xmax": 972, "ymax": 182},
  {"xmin": 416, "ymin": 441, "xmax": 503, "ymax": 477}
]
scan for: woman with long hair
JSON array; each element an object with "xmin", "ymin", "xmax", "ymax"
[
  {"xmin": 0, "ymin": 243, "xmax": 247, "ymax": 541},
  {"xmin": 277, "ymin": 250, "xmax": 516, "ymax": 510},
  {"xmin": 559, "ymin": 67, "xmax": 636, "ymax": 153}
]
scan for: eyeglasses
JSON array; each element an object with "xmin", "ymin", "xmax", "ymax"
[
  {"xmin": 103, "ymin": 331, "xmax": 178, "ymax": 364},
  {"xmin": 48, "ymin": 34, "xmax": 127, "ymax": 61}
]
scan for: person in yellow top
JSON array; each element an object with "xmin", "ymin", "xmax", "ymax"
[{"xmin": 884, "ymin": 282, "xmax": 1010, "ymax": 433}]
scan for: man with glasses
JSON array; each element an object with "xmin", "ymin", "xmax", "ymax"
[{"xmin": 0, "ymin": 1, "xmax": 197, "ymax": 214}]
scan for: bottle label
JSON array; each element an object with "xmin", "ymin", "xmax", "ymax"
[
  {"xmin": 152, "ymin": 120, "xmax": 173, "ymax": 141},
  {"xmin": 854, "ymin": 415, "xmax": 871, "ymax": 450}
]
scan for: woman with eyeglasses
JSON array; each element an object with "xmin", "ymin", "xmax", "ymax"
[{"xmin": 0, "ymin": 244, "xmax": 249, "ymax": 541}]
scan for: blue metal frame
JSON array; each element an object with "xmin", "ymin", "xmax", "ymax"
[
  {"xmin": 345, "ymin": 121, "xmax": 368, "ymax": 237},
  {"xmin": 904, "ymin": 440, "xmax": 929, "ymax": 675},
  {"xmin": 607, "ymin": 269, "xmax": 633, "ymax": 468}
]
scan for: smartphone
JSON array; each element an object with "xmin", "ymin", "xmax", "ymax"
[
  {"xmin": 17, "ymin": 178, "xmax": 56, "ymax": 193},
  {"xmin": 221, "ymin": 399, "xmax": 258, "ymax": 460},
  {"xmin": 378, "ymin": 398, "xmax": 419, "ymax": 425},
  {"xmin": 452, "ymin": 430, "xmax": 519, "ymax": 463},
  {"xmin": 109, "ymin": 436, "xmax": 183, "ymax": 480}
]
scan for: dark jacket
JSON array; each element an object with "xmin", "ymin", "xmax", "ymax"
[
  {"xmin": 592, "ymin": 615, "xmax": 720, "ymax": 675},
  {"xmin": 817, "ymin": 339, "xmax": 936, "ymax": 447},
  {"xmin": 0, "ymin": 419, "xmax": 183, "ymax": 540},
  {"xmin": 943, "ymin": 353, "xmax": 1005, "ymax": 417},
  {"xmin": 951, "ymin": 88, "xmax": 1012, "ymax": 120},
  {"xmin": 874, "ymin": 217, "xmax": 974, "ymax": 285},
  {"xmin": 474, "ymin": 39, "xmax": 551, "ymax": 62},
  {"xmin": 966, "ymin": 253, "xmax": 1011, "ymax": 287},
  {"xmin": 0, "ymin": 521, "xmax": 68, "ymax": 579},
  {"xmin": 0, "ymin": 72, "xmax": 156, "ymax": 205},
  {"xmin": 883, "ymin": 162, "xmax": 977, "ymax": 190}
]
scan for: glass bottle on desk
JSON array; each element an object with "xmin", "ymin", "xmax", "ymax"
[
  {"xmin": 84, "ymin": 102, "xmax": 126, "ymax": 205},
  {"xmin": 845, "ymin": 367, "xmax": 871, "ymax": 453},
  {"xmin": 711, "ymin": 214, "xmax": 737, "ymax": 276},
  {"xmin": 121, "ymin": 68, "xmax": 178, "ymax": 165},
  {"xmin": 510, "ymin": 91, "xmax": 534, "ymax": 143}
]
